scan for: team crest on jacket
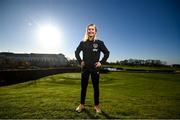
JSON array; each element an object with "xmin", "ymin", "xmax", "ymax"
[
  {"xmin": 93, "ymin": 43, "xmax": 98, "ymax": 52},
  {"xmin": 93, "ymin": 43, "xmax": 98, "ymax": 48}
]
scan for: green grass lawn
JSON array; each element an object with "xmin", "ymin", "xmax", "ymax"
[{"xmin": 0, "ymin": 72, "xmax": 180, "ymax": 119}]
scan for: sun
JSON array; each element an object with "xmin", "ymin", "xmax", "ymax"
[{"xmin": 37, "ymin": 24, "xmax": 62, "ymax": 51}]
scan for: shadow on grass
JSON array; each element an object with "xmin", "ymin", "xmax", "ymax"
[
  {"xmin": 84, "ymin": 109, "xmax": 118, "ymax": 119},
  {"xmin": 101, "ymin": 111, "xmax": 119, "ymax": 119},
  {"xmin": 84, "ymin": 109, "xmax": 97, "ymax": 119},
  {"xmin": 101, "ymin": 111, "xmax": 112, "ymax": 119}
]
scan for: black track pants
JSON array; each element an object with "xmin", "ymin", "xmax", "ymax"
[{"xmin": 80, "ymin": 69, "xmax": 100, "ymax": 105}]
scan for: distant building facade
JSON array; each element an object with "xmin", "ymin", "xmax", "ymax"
[{"xmin": 0, "ymin": 52, "xmax": 68, "ymax": 69}]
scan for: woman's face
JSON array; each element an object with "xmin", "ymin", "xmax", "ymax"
[{"xmin": 87, "ymin": 26, "xmax": 96, "ymax": 38}]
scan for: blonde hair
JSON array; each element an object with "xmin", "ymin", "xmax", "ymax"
[{"xmin": 83, "ymin": 24, "xmax": 97, "ymax": 41}]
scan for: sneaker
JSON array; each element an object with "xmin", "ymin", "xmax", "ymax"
[
  {"xmin": 75, "ymin": 104, "xmax": 85, "ymax": 113},
  {"xmin": 94, "ymin": 105, "xmax": 102, "ymax": 113}
]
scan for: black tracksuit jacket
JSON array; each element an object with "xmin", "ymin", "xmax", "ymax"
[{"xmin": 75, "ymin": 39, "xmax": 110, "ymax": 69}]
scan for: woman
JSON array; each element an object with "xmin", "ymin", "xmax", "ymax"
[{"xmin": 75, "ymin": 24, "xmax": 109, "ymax": 113}]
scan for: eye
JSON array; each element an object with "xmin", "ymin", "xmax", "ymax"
[{"xmin": 88, "ymin": 28, "xmax": 95, "ymax": 31}]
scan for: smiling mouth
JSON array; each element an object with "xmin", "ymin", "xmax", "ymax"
[
  {"xmin": 89, "ymin": 32, "xmax": 94, "ymax": 34},
  {"xmin": 89, "ymin": 34, "xmax": 94, "ymax": 36}
]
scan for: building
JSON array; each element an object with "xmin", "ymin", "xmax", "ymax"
[{"xmin": 0, "ymin": 52, "xmax": 68, "ymax": 69}]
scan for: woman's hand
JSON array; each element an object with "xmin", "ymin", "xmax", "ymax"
[
  {"xmin": 95, "ymin": 62, "xmax": 101, "ymax": 68},
  {"xmin": 81, "ymin": 61, "xmax": 85, "ymax": 68}
]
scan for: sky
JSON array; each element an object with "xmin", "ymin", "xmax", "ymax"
[{"xmin": 0, "ymin": 0, "xmax": 180, "ymax": 64}]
